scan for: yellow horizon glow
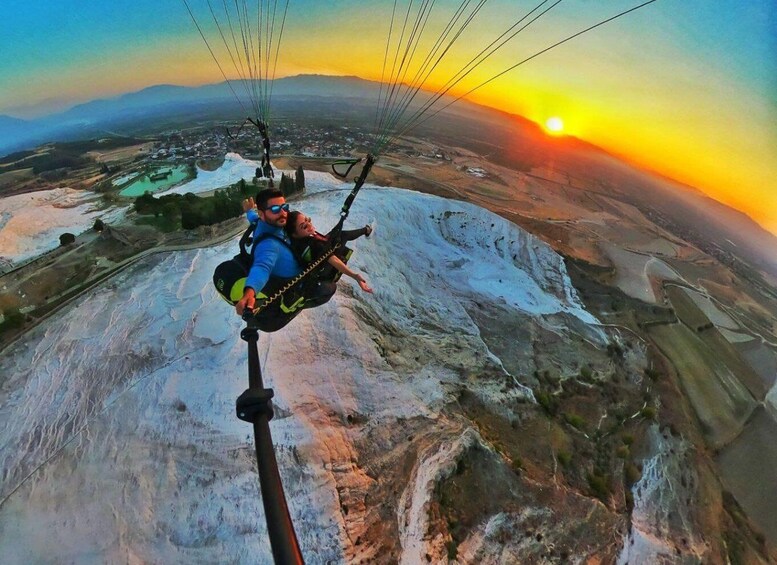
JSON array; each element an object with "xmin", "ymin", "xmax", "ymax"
[
  {"xmin": 462, "ymin": 67, "xmax": 777, "ymax": 237},
  {"xmin": 4, "ymin": 25, "xmax": 776, "ymax": 237},
  {"xmin": 190, "ymin": 61, "xmax": 777, "ymax": 236}
]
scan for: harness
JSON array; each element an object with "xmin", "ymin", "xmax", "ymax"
[{"xmin": 240, "ymin": 224, "xmax": 341, "ymax": 317}]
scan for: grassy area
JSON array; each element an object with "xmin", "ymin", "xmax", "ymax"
[
  {"xmin": 0, "ymin": 149, "xmax": 36, "ymax": 165},
  {"xmin": 700, "ymin": 329, "xmax": 767, "ymax": 398},
  {"xmin": 0, "ymin": 308, "xmax": 25, "ymax": 336},
  {"xmin": 648, "ymin": 323, "xmax": 755, "ymax": 448},
  {"xmin": 57, "ymin": 138, "xmax": 146, "ymax": 153},
  {"xmin": 0, "ymin": 168, "xmax": 35, "ymax": 189},
  {"xmin": 666, "ymin": 285, "xmax": 712, "ymax": 330}
]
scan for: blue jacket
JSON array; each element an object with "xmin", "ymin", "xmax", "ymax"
[{"xmin": 244, "ymin": 209, "xmax": 301, "ymax": 292}]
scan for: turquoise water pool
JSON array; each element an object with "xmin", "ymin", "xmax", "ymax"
[{"xmin": 119, "ymin": 166, "xmax": 191, "ymax": 197}]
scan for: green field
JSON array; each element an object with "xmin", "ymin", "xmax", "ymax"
[
  {"xmin": 648, "ymin": 322, "xmax": 756, "ymax": 448},
  {"xmin": 716, "ymin": 406, "xmax": 777, "ymax": 544},
  {"xmin": 665, "ymin": 284, "xmax": 766, "ymax": 398},
  {"xmin": 0, "ymin": 149, "xmax": 36, "ymax": 165},
  {"xmin": 666, "ymin": 284, "xmax": 711, "ymax": 329},
  {"xmin": 0, "ymin": 168, "xmax": 34, "ymax": 190}
]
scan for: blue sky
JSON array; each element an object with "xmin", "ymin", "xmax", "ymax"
[{"xmin": 1, "ymin": 1, "xmax": 774, "ymax": 116}]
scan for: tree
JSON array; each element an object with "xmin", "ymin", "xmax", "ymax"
[
  {"xmin": 162, "ymin": 203, "xmax": 178, "ymax": 222},
  {"xmin": 134, "ymin": 192, "xmax": 156, "ymax": 214},
  {"xmin": 93, "ymin": 219, "xmax": 105, "ymax": 232},
  {"xmin": 295, "ymin": 166, "xmax": 305, "ymax": 191},
  {"xmin": 59, "ymin": 232, "xmax": 76, "ymax": 246},
  {"xmin": 181, "ymin": 206, "xmax": 203, "ymax": 230},
  {"xmin": 0, "ymin": 308, "xmax": 25, "ymax": 332},
  {"xmin": 278, "ymin": 172, "xmax": 295, "ymax": 196}
]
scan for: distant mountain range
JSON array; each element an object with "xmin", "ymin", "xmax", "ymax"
[
  {"xmin": 0, "ymin": 75, "xmax": 386, "ymax": 157},
  {"xmin": 1, "ymin": 74, "xmax": 775, "ymax": 274},
  {"xmin": 0, "ymin": 115, "xmax": 30, "ymax": 144}
]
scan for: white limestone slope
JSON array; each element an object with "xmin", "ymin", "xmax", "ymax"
[
  {"xmin": 0, "ymin": 188, "xmax": 127, "ymax": 266},
  {"xmin": 617, "ymin": 426, "xmax": 710, "ymax": 565},
  {"xmin": 0, "ymin": 172, "xmax": 601, "ymax": 564}
]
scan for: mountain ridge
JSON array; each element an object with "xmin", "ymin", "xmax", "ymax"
[{"xmin": 1, "ymin": 74, "xmax": 775, "ymax": 272}]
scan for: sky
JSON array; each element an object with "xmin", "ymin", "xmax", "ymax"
[{"xmin": 1, "ymin": 0, "xmax": 776, "ymax": 235}]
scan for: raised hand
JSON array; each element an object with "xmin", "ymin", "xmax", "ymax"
[{"xmin": 242, "ymin": 197, "xmax": 256, "ymax": 213}]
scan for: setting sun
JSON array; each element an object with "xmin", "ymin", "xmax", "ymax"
[{"xmin": 545, "ymin": 116, "xmax": 564, "ymax": 134}]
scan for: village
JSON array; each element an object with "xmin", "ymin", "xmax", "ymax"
[{"xmin": 146, "ymin": 122, "xmax": 373, "ymax": 164}]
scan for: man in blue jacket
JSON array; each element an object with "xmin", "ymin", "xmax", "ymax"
[{"xmin": 235, "ymin": 188, "xmax": 301, "ymax": 316}]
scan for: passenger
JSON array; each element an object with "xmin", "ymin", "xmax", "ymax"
[{"xmin": 284, "ymin": 210, "xmax": 374, "ymax": 293}]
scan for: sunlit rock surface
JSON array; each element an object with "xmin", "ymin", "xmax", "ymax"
[
  {"xmin": 617, "ymin": 426, "xmax": 712, "ymax": 564},
  {"xmin": 1, "ymin": 173, "xmax": 703, "ymax": 563}
]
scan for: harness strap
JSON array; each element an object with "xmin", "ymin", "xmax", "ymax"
[
  {"xmin": 249, "ymin": 242, "xmax": 341, "ymax": 315},
  {"xmin": 249, "ymin": 119, "xmax": 274, "ymax": 179},
  {"xmin": 243, "ymin": 224, "xmax": 296, "ymax": 260}
]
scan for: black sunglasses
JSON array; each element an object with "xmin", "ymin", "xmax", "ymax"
[{"xmin": 264, "ymin": 203, "xmax": 290, "ymax": 214}]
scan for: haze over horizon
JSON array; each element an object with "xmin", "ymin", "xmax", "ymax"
[{"xmin": 1, "ymin": 0, "xmax": 776, "ymax": 236}]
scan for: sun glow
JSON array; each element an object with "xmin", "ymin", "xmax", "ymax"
[{"xmin": 545, "ymin": 116, "xmax": 564, "ymax": 134}]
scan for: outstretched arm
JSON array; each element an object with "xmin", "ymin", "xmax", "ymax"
[
  {"xmin": 327, "ymin": 255, "xmax": 373, "ymax": 293},
  {"xmin": 236, "ymin": 240, "xmax": 279, "ymax": 315}
]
